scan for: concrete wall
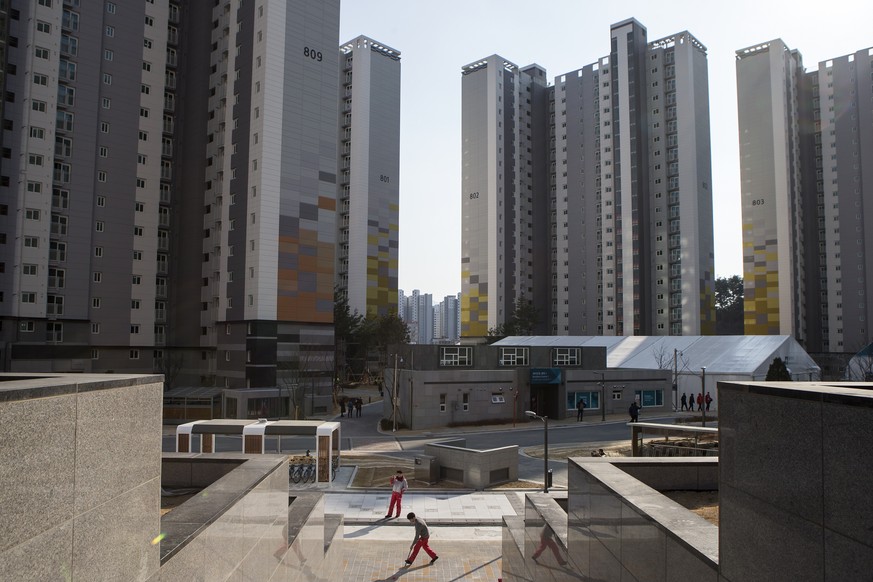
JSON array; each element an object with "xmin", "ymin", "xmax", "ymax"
[
  {"xmin": 424, "ymin": 442, "xmax": 518, "ymax": 490},
  {"xmin": 718, "ymin": 381, "xmax": 873, "ymax": 582},
  {"xmin": 565, "ymin": 458, "xmax": 718, "ymax": 581},
  {"xmin": 0, "ymin": 374, "xmax": 164, "ymax": 582}
]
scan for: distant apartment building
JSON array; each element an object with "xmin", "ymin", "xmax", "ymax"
[
  {"xmin": 461, "ymin": 19, "xmax": 715, "ymax": 339},
  {"xmin": 736, "ymin": 40, "xmax": 873, "ymax": 352},
  {"xmin": 399, "ymin": 289, "xmax": 459, "ymax": 344},
  {"xmin": 0, "ymin": 0, "xmax": 341, "ymax": 401},
  {"xmin": 336, "ymin": 36, "xmax": 400, "ymax": 318}
]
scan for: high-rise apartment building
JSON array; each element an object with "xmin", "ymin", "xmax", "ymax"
[
  {"xmin": 0, "ymin": 0, "xmax": 341, "ymax": 396},
  {"xmin": 737, "ymin": 40, "xmax": 873, "ymax": 352},
  {"xmin": 461, "ymin": 19, "xmax": 715, "ymax": 339},
  {"xmin": 336, "ymin": 36, "xmax": 400, "ymax": 318}
]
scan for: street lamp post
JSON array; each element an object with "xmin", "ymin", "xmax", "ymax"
[
  {"xmin": 595, "ymin": 371, "xmax": 606, "ymax": 421},
  {"xmin": 525, "ymin": 410, "xmax": 549, "ymax": 493},
  {"xmin": 392, "ymin": 353, "xmax": 398, "ymax": 432},
  {"xmin": 700, "ymin": 366, "xmax": 706, "ymax": 427}
]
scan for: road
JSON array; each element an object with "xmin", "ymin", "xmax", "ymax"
[{"xmin": 161, "ymin": 403, "xmax": 681, "ymax": 488}]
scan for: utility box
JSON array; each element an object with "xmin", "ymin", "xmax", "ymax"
[{"xmin": 414, "ymin": 455, "xmax": 439, "ymax": 484}]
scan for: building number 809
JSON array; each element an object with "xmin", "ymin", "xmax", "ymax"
[{"xmin": 303, "ymin": 47, "xmax": 322, "ymax": 62}]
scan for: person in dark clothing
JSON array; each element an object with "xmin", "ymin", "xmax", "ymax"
[
  {"xmin": 576, "ymin": 398, "xmax": 585, "ymax": 421},
  {"xmin": 628, "ymin": 401, "xmax": 640, "ymax": 423},
  {"xmin": 355, "ymin": 399, "xmax": 362, "ymax": 417},
  {"xmin": 680, "ymin": 393, "xmax": 688, "ymax": 411}
]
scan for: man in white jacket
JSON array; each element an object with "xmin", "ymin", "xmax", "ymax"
[{"xmin": 385, "ymin": 470, "xmax": 408, "ymax": 518}]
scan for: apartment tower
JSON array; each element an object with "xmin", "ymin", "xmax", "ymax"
[
  {"xmin": 737, "ymin": 41, "xmax": 873, "ymax": 352},
  {"xmin": 336, "ymin": 35, "xmax": 400, "ymax": 318},
  {"xmin": 0, "ymin": 0, "xmax": 341, "ymax": 396},
  {"xmin": 461, "ymin": 19, "xmax": 714, "ymax": 339}
]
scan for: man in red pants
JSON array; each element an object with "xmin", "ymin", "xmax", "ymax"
[
  {"xmin": 404, "ymin": 512, "xmax": 438, "ymax": 566},
  {"xmin": 385, "ymin": 470, "xmax": 407, "ymax": 518}
]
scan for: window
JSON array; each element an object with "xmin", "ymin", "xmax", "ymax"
[
  {"xmin": 499, "ymin": 347, "xmax": 529, "ymax": 366},
  {"xmin": 52, "ymin": 188, "xmax": 70, "ymax": 209},
  {"xmin": 50, "ymin": 241, "xmax": 66, "ymax": 261},
  {"xmin": 51, "ymin": 214, "xmax": 67, "ymax": 235},
  {"xmin": 24, "ymin": 236, "xmax": 39, "ymax": 248},
  {"xmin": 143, "ymin": 38, "xmax": 152, "ymax": 49},
  {"xmin": 439, "ymin": 394, "xmax": 447, "ymax": 413},
  {"xmin": 92, "ymin": 297, "xmax": 101, "ymax": 308},
  {"xmin": 27, "ymin": 181, "xmax": 42, "ymax": 193},
  {"xmin": 60, "ymin": 34, "xmax": 77, "ymax": 55},
  {"xmin": 58, "ymin": 86, "xmax": 75, "ymax": 107},
  {"xmin": 567, "ymin": 391, "xmax": 600, "ymax": 411},
  {"xmin": 132, "ymin": 275, "xmax": 141, "ymax": 284},
  {"xmin": 142, "ymin": 61, "xmax": 151, "ymax": 72},
  {"xmin": 131, "ymin": 299, "xmax": 141, "ymax": 309},
  {"xmin": 96, "ymin": 196, "xmax": 105, "ymax": 207},
  {"xmin": 133, "ymin": 250, "xmax": 142, "ymax": 260},
  {"xmin": 28, "ymin": 154, "xmax": 43, "ymax": 166},
  {"xmin": 100, "ymin": 122, "xmax": 110, "ymax": 133},
  {"xmin": 23, "ymin": 264, "xmax": 37, "ymax": 275},
  {"xmin": 94, "ymin": 247, "xmax": 103, "ymax": 257},
  {"xmin": 91, "ymin": 323, "xmax": 100, "ymax": 334},
  {"xmin": 95, "ymin": 221, "xmax": 104, "ymax": 232},
  {"xmin": 25, "ymin": 208, "xmax": 40, "ymax": 220},
  {"xmin": 144, "ymin": 15, "xmax": 154, "ymax": 26},
  {"xmin": 46, "ymin": 322, "xmax": 63, "ymax": 343},
  {"xmin": 58, "ymin": 59, "xmax": 76, "ymax": 81},
  {"xmin": 105, "ymin": 25, "xmax": 114, "ymax": 37},
  {"xmin": 37, "ymin": 21, "xmax": 51, "ymax": 33},
  {"xmin": 62, "ymin": 9, "xmax": 79, "ymax": 31},
  {"xmin": 106, "ymin": 2, "xmax": 116, "ymax": 13},
  {"xmin": 134, "ymin": 226, "xmax": 143, "ymax": 236},
  {"xmin": 48, "ymin": 267, "xmax": 67, "ymax": 289},
  {"xmin": 56, "ymin": 136, "xmax": 73, "ymax": 157},
  {"xmin": 440, "ymin": 346, "xmax": 472, "ymax": 366},
  {"xmin": 103, "ymin": 73, "xmax": 112, "ymax": 85},
  {"xmin": 93, "ymin": 272, "xmax": 102, "ymax": 283},
  {"xmin": 46, "ymin": 294, "xmax": 63, "ymax": 315},
  {"xmin": 104, "ymin": 49, "xmax": 113, "ymax": 61},
  {"xmin": 97, "ymin": 171, "xmax": 106, "ymax": 182},
  {"xmin": 33, "ymin": 74, "xmax": 48, "ymax": 86},
  {"xmin": 21, "ymin": 292, "xmax": 36, "ymax": 304},
  {"xmin": 635, "ymin": 389, "xmax": 664, "ymax": 407},
  {"xmin": 32, "ymin": 100, "xmax": 47, "ymax": 112},
  {"xmin": 130, "ymin": 349, "xmax": 140, "ymax": 360},
  {"xmin": 35, "ymin": 46, "xmax": 49, "ymax": 60},
  {"xmin": 136, "ymin": 178, "xmax": 146, "ymax": 188},
  {"xmin": 30, "ymin": 127, "xmax": 45, "ymax": 139},
  {"xmin": 20, "ymin": 321, "xmax": 35, "ymax": 332},
  {"xmin": 462, "ymin": 393, "xmax": 469, "ymax": 412},
  {"xmin": 130, "ymin": 325, "xmax": 140, "ymax": 334}
]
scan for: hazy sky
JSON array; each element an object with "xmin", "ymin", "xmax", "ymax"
[{"xmin": 339, "ymin": 0, "xmax": 870, "ymax": 300}]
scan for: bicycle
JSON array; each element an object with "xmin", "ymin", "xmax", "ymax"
[
  {"xmin": 289, "ymin": 463, "xmax": 302, "ymax": 484},
  {"xmin": 301, "ymin": 459, "xmax": 316, "ymax": 483}
]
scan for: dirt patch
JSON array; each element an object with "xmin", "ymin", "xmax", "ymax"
[
  {"xmin": 525, "ymin": 445, "xmax": 631, "ymax": 460},
  {"xmin": 662, "ymin": 490, "xmax": 719, "ymax": 526}
]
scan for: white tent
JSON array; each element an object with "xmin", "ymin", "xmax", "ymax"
[{"xmin": 494, "ymin": 335, "xmax": 820, "ymax": 409}]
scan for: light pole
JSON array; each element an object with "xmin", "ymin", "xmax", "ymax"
[
  {"xmin": 392, "ymin": 353, "xmax": 398, "ymax": 432},
  {"xmin": 595, "ymin": 371, "xmax": 606, "ymax": 421},
  {"xmin": 525, "ymin": 410, "xmax": 549, "ymax": 493},
  {"xmin": 700, "ymin": 366, "xmax": 706, "ymax": 427}
]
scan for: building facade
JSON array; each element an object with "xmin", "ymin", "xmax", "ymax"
[
  {"xmin": 461, "ymin": 19, "xmax": 715, "ymax": 340},
  {"xmin": 0, "ymin": 0, "xmax": 342, "ymax": 404},
  {"xmin": 336, "ymin": 35, "xmax": 400, "ymax": 318},
  {"xmin": 736, "ymin": 41, "xmax": 873, "ymax": 353}
]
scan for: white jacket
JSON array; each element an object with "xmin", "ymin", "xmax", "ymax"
[{"xmin": 391, "ymin": 476, "xmax": 408, "ymax": 494}]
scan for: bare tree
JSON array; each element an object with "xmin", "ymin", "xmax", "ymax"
[
  {"xmin": 277, "ymin": 349, "xmax": 332, "ymax": 419},
  {"xmin": 155, "ymin": 351, "xmax": 184, "ymax": 391}
]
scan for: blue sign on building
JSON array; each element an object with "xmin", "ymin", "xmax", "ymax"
[{"xmin": 530, "ymin": 368, "xmax": 562, "ymax": 384}]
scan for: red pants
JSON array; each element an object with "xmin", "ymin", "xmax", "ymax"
[
  {"xmin": 532, "ymin": 536, "xmax": 566, "ymax": 565},
  {"xmin": 408, "ymin": 536, "xmax": 437, "ymax": 562},
  {"xmin": 388, "ymin": 492, "xmax": 403, "ymax": 517}
]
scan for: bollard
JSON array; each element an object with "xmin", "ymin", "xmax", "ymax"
[{"xmin": 547, "ymin": 469, "xmax": 553, "ymax": 489}]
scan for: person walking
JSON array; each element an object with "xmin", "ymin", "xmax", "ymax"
[
  {"xmin": 680, "ymin": 393, "xmax": 688, "ymax": 411},
  {"xmin": 355, "ymin": 399, "xmax": 362, "ymax": 417},
  {"xmin": 696, "ymin": 393, "xmax": 704, "ymax": 411},
  {"xmin": 404, "ymin": 512, "xmax": 438, "ymax": 566},
  {"xmin": 705, "ymin": 392, "xmax": 713, "ymax": 411},
  {"xmin": 347, "ymin": 399, "xmax": 354, "ymax": 418},
  {"xmin": 385, "ymin": 470, "xmax": 407, "ymax": 518},
  {"xmin": 576, "ymin": 398, "xmax": 585, "ymax": 421}
]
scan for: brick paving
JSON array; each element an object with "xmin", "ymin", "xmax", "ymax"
[{"xmin": 317, "ymin": 539, "xmax": 502, "ymax": 581}]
